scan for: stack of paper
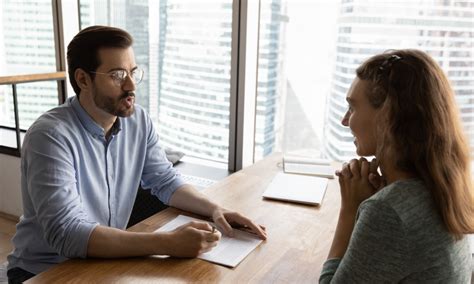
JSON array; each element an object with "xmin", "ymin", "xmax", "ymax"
[
  {"xmin": 283, "ymin": 155, "xmax": 335, "ymax": 179},
  {"xmin": 262, "ymin": 172, "xmax": 328, "ymax": 205}
]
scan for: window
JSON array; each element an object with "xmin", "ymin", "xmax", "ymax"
[
  {"xmin": 0, "ymin": 0, "xmax": 64, "ymax": 155},
  {"xmin": 253, "ymin": 0, "xmax": 474, "ymax": 163},
  {"xmin": 79, "ymin": 0, "xmax": 233, "ymax": 164},
  {"xmin": 0, "ymin": 0, "xmax": 57, "ymax": 127}
]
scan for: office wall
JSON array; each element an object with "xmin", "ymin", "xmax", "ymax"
[{"xmin": 0, "ymin": 154, "xmax": 22, "ymax": 217}]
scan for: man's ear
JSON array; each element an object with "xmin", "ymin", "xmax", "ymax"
[{"xmin": 75, "ymin": 68, "xmax": 91, "ymax": 91}]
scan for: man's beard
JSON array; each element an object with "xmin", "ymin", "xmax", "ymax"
[{"xmin": 93, "ymin": 89, "xmax": 135, "ymax": 117}]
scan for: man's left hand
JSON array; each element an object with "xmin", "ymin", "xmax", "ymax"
[{"xmin": 211, "ymin": 208, "xmax": 267, "ymax": 240}]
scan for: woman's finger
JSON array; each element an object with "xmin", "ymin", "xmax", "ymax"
[
  {"xmin": 349, "ymin": 159, "xmax": 361, "ymax": 178},
  {"xmin": 341, "ymin": 162, "xmax": 352, "ymax": 178},
  {"xmin": 360, "ymin": 159, "xmax": 369, "ymax": 178},
  {"xmin": 369, "ymin": 158, "xmax": 378, "ymax": 174}
]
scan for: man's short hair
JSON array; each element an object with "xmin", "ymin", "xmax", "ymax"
[{"xmin": 67, "ymin": 25, "xmax": 133, "ymax": 96}]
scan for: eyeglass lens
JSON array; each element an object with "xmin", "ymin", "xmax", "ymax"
[{"xmin": 114, "ymin": 69, "xmax": 143, "ymax": 85}]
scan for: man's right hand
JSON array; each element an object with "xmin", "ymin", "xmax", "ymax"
[{"xmin": 162, "ymin": 221, "xmax": 221, "ymax": 258}]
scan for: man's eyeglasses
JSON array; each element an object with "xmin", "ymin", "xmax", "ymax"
[{"xmin": 89, "ymin": 68, "xmax": 144, "ymax": 86}]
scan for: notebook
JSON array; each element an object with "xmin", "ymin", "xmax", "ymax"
[
  {"xmin": 283, "ymin": 155, "xmax": 335, "ymax": 179},
  {"xmin": 262, "ymin": 172, "xmax": 328, "ymax": 205}
]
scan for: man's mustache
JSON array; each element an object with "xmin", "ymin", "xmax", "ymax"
[{"xmin": 120, "ymin": 92, "xmax": 135, "ymax": 99}]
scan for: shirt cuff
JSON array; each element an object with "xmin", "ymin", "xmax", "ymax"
[
  {"xmin": 155, "ymin": 176, "xmax": 186, "ymax": 205},
  {"xmin": 65, "ymin": 221, "xmax": 99, "ymax": 259},
  {"xmin": 319, "ymin": 258, "xmax": 342, "ymax": 283}
]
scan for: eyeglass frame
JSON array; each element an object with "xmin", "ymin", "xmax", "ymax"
[{"xmin": 88, "ymin": 68, "xmax": 145, "ymax": 86}]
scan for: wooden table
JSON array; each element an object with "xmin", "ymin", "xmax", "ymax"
[{"xmin": 27, "ymin": 154, "xmax": 341, "ymax": 283}]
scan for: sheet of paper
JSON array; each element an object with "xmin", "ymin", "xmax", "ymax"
[
  {"xmin": 284, "ymin": 162, "xmax": 335, "ymax": 179},
  {"xmin": 262, "ymin": 172, "xmax": 328, "ymax": 205},
  {"xmin": 155, "ymin": 215, "xmax": 263, "ymax": 268}
]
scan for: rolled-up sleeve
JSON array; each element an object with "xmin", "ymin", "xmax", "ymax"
[
  {"xmin": 140, "ymin": 116, "xmax": 185, "ymax": 204},
  {"xmin": 24, "ymin": 130, "xmax": 98, "ymax": 258}
]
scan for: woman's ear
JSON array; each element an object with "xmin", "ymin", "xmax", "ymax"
[{"xmin": 75, "ymin": 68, "xmax": 91, "ymax": 91}]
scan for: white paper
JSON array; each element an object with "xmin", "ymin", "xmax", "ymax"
[
  {"xmin": 284, "ymin": 162, "xmax": 335, "ymax": 179},
  {"xmin": 262, "ymin": 172, "xmax": 328, "ymax": 205},
  {"xmin": 155, "ymin": 215, "xmax": 262, "ymax": 268}
]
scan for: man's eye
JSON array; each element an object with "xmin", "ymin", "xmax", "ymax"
[{"xmin": 112, "ymin": 71, "xmax": 126, "ymax": 80}]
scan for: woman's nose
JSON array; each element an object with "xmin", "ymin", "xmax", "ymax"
[{"xmin": 341, "ymin": 111, "xmax": 349, "ymax": 126}]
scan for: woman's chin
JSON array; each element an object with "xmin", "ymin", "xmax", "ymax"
[
  {"xmin": 356, "ymin": 148, "xmax": 376, "ymax": 157},
  {"xmin": 356, "ymin": 147, "xmax": 368, "ymax": 157}
]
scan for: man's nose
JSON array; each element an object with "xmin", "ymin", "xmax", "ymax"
[{"xmin": 122, "ymin": 75, "xmax": 136, "ymax": 91}]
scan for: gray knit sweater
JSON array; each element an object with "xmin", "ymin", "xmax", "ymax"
[{"xmin": 319, "ymin": 179, "xmax": 472, "ymax": 283}]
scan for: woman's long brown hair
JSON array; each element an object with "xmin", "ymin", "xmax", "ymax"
[{"xmin": 356, "ymin": 49, "xmax": 474, "ymax": 239}]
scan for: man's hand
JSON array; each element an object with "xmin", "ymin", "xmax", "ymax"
[
  {"xmin": 211, "ymin": 208, "xmax": 267, "ymax": 240},
  {"xmin": 163, "ymin": 221, "xmax": 221, "ymax": 258},
  {"xmin": 168, "ymin": 184, "xmax": 267, "ymax": 240}
]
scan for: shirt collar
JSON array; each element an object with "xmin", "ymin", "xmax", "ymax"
[
  {"xmin": 110, "ymin": 116, "xmax": 122, "ymax": 135},
  {"xmin": 70, "ymin": 96, "xmax": 122, "ymax": 138}
]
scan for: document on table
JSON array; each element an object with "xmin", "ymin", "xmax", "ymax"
[
  {"xmin": 284, "ymin": 163, "xmax": 335, "ymax": 179},
  {"xmin": 283, "ymin": 155, "xmax": 335, "ymax": 179},
  {"xmin": 155, "ymin": 215, "xmax": 263, "ymax": 268},
  {"xmin": 262, "ymin": 172, "xmax": 328, "ymax": 205}
]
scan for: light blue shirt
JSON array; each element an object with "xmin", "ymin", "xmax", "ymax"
[{"xmin": 8, "ymin": 96, "xmax": 185, "ymax": 274}]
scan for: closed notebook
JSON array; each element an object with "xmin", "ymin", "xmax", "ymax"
[
  {"xmin": 283, "ymin": 155, "xmax": 334, "ymax": 179},
  {"xmin": 262, "ymin": 172, "xmax": 328, "ymax": 205}
]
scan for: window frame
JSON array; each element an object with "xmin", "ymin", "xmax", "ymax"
[{"xmin": 228, "ymin": 0, "xmax": 260, "ymax": 171}]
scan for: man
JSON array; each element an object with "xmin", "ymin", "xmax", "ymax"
[{"xmin": 7, "ymin": 25, "xmax": 266, "ymax": 283}]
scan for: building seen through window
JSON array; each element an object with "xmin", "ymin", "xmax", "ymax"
[
  {"xmin": 323, "ymin": 0, "xmax": 474, "ymax": 161},
  {"xmin": 80, "ymin": 0, "xmax": 233, "ymax": 163},
  {"xmin": 255, "ymin": 0, "xmax": 473, "ymax": 162}
]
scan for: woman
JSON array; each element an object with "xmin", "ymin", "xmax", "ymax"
[{"xmin": 319, "ymin": 49, "xmax": 473, "ymax": 283}]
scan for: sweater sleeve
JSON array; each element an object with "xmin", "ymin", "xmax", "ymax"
[{"xmin": 319, "ymin": 200, "xmax": 408, "ymax": 283}]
